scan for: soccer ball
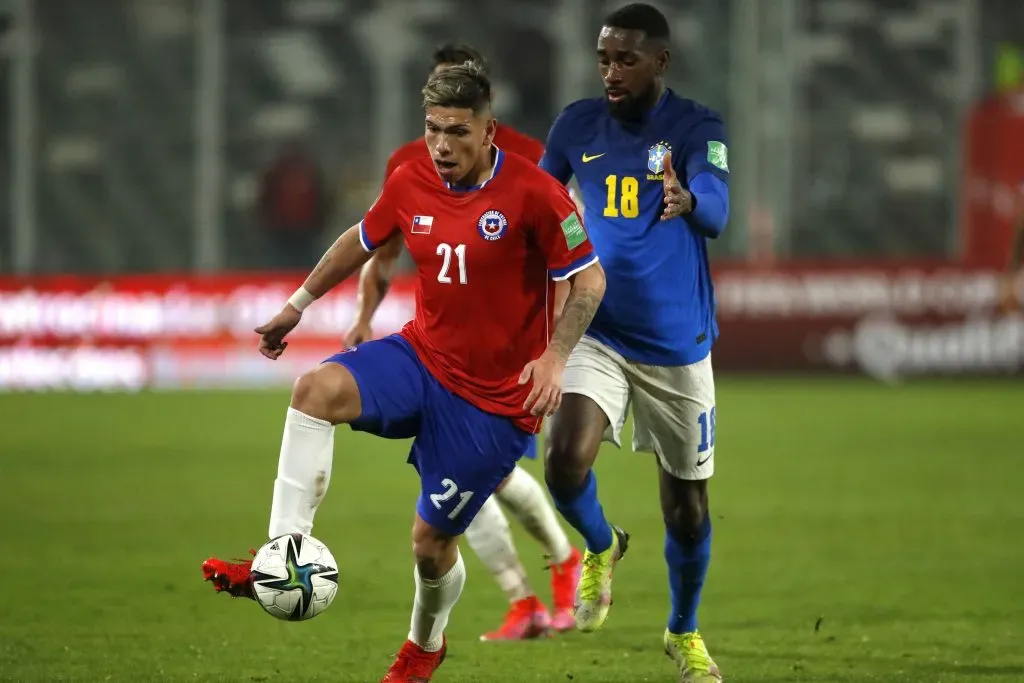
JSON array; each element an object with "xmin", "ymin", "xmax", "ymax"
[{"xmin": 251, "ymin": 532, "xmax": 339, "ymax": 621}]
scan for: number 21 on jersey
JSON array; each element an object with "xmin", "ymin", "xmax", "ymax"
[
  {"xmin": 436, "ymin": 242, "xmax": 467, "ymax": 284},
  {"xmin": 604, "ymin": 175, "xmax": 639, "ymax": 218}
]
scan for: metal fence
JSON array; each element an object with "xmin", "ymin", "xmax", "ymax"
[{"xmin": 0, "ymin": 0, "xmax": 1015, "ymax": 274}]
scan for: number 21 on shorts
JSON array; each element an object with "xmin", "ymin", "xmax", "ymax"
[{"xmin": 430, "ymin": 478, "xmax": 474, "ymax": 520}]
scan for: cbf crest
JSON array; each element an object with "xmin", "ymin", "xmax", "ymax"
[
  {"xmin": 647, "ymin": 141, "xmax": 671, "ymax": 180},
  {"xmin": 477, "ymin": 209, "xmax": 508, "ymax": 241}
]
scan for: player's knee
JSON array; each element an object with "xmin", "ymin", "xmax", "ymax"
[
  {"xmin": 661, "ymin": 479, "xmax": 709, "ymax": 541},
  {"xmin": 663, "ymin": 502, "xmax": 706, "ymax": 541},
  {"xmin": 290, "ymin": 364, "xmax": 361, "ymax": 425},
  {"xmin": 544, "ymin": 436, "xmax": 591, "ymax": 494},
  {"xmin": 544, "ymin": 396, "xmax": 605, "ymax": 494},
  {"xmin": 411, "ymin": 518, "xmax": 459, "ymax": 580}
]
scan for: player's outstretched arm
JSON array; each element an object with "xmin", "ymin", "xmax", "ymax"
[
  {"xmin": 254, "ymin": 225, "xmax": 373, "ymax": 360},
  {"xmin": 299, "ymin": 224, "xmax": 376, "ymax": 301},
  {"xmin": 345, "ymin": 235, "xmax": 405, "ymax": 346}
]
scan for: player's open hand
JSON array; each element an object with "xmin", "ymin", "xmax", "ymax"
[
  {"xmin": 342, "ymin": 320, "xmax": 373, "ymax": 349},
  {"xmin": 519, "ymin": 351, "xmax": 565, "ymax": 417},
  {"xmin": 660, "ymin": 151, "xmax": 693, "ymax": 221},
  {"xmin": 254, "ymin": 305, "xmax": 302, "ymax": 360}
]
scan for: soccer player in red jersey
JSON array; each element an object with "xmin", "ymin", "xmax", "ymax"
[
  {"xmin": 344, "ymin": 44, "xmax": 582, "ymax": 642},
  {"xmin": 202, "ymin": 64, "xmax": 605, "ymax": 682}
]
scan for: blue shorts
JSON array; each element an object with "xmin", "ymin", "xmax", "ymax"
[
  {"xmin": 523, "ymin": 434, "xmax": 539, "ymax": 460},
  {"xmin": 324, "ymin": 335, "xmax": 530, "ymax": 535}
]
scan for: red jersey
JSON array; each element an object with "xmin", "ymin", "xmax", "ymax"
[
  {"xmin": 360, "ymin": 148, "xmax": 597, "ymax": 432},
  {"xmin": 384, "ymin": 124, "xmax": 545, "ymax": 181}
]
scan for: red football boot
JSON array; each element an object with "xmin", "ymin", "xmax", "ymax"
[
  {"xmin": 479, "ymin": 596, "xmax": 551, "ymax": 641},
  {"xmin": 201, "ymin": 549, "xmax": 256, "ymax": 599},
  {"xmin": 549, "ymin": 547, "xmax": 582, "ymax": 632},
  {"xmin": 381, "ymin": 637, "xmax": 447, "ymax": 682}
]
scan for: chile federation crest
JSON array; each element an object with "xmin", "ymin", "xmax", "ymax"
[{"xmin": 477, "ymin": 210, "xmax": 509, "ymax": 241}]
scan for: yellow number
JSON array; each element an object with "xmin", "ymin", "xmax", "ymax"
[
  {"xmin": 620, "ymin": 176, "xmax": 639, "ymax": 217},
  {"xmin": 603, "ymin": 175, "xmax": 640, "ymax": 218},
  {"xmin": 603, "ymin": 175, "xmax": 618, "ymax": 217}
]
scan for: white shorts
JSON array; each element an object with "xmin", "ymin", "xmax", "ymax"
[{"xmin": 561, "ymin": 335, "xmax": 716, "ymax": 480}]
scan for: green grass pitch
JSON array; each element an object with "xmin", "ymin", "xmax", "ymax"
[{"xmin": 1, "ymin": 378, "xmax": 1022, "ymax": 682}]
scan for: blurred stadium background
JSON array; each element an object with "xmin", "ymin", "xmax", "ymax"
[
  {"xmin": 2, "ymin": 1, "xmax": 1023, "ymax": 681},
  {"xmin": 2, "ymin": 0, "xmax": 1024, "ymax": 385}
]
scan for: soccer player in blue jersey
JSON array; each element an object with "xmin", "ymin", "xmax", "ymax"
[{"xmin": 539, "ymin": 4, "xmax": 729, "ymax": 680}]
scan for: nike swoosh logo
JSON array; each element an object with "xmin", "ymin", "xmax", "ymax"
[
  {"xmin": 695, "ymin": 454, "xmax": 712, "ymax": 467},
  {"xmin": 581, "ymin": 153, "xmax": 605, "ymax": 163}
]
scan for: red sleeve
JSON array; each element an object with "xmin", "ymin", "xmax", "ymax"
[
  {"xmin": 531, "ymin": 176, "xmax": 597, "ymax": 281},
  {"xmin": 360, "ymin": 171, "xmax": 404, "ymax": 252}
]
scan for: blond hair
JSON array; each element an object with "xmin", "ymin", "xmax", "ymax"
[{"xmin": 422, "ymin": 62, "xmax": 492, "ymax": 113}]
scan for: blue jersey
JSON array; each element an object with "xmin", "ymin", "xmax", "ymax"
[{"xmin": 540, "ymin": 89, "xmax": 730, "ymax": 366}]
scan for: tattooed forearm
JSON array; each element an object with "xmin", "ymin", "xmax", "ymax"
[
  {"xmin": 302, "ymin": 225, "xmax": 373, "ymax": 298},
  {"xmin": 547, "ymin": 263, "xmax": 606, "ymax": 361},
  {"xmin": 305, "ymin": 244, "xmax": 337, "ymax": 291},
  {"xmin": 548, "ymin": 287, "xmax": 601, "ymax": 359}
]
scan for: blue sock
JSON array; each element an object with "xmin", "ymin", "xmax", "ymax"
[
  {"xmin": 665, "ymin": 514, "xmax": 712, "ymax": 634},
  {"xmin": 549, "ymin": 470, "xmax": 613, "ymax": 553}
]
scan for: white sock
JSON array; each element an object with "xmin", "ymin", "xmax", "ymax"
[
  {"xmin": 268, "ymin": 407, "xmax": 335, "ymax": 539},
  {"xmin": 464, "ymin": 496, "xmax": 532, "ymax": 602},
  {"xmin": 409, "ymin": 551, "xmax": 466, "ymax": 652},
  {"xmin": 496, "ymin": 466, "xmax": 573, "ymax": 564}
]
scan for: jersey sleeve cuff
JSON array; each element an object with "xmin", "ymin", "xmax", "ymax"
[
  {"xmin": 358, "ymin": 220, "xmax": 377, "ymax": 252},
  {"xmin": 550, "ymin": 253, "xmax": 599, "ymax": 281}
]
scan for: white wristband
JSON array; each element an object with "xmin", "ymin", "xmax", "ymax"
[{"xmin": 287, "ymin": 286, "xmax": 317, "ymax": 312}]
